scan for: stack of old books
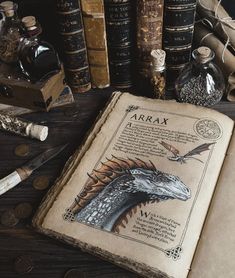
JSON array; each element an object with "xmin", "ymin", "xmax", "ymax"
[
  {"xmin": 56, "ymin": 0, "xmax": 197, "ymax": 92},
  {"xmin": 56, "ymin": 0, "xmax": 235, "ymax": 102}
]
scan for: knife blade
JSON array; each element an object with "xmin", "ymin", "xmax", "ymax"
[{"xmin": 0, "ymin": 144, "xmax": 68, "ymax": 196}]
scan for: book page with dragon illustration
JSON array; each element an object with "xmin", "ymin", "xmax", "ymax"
[{"xmin": 41, "ymin": 93, "xmax": 234, "ymax": 278}]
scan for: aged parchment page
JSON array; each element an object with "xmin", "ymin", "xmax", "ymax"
[
  {"xmin": 40, "ymin": 93, "xmax": 233, "ymax": 278},
  {"xmin": 189, "ymin": 130, "xmax": 235, "ymax": 278}
]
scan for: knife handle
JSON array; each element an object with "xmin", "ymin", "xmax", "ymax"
[{"xmin": 0, "ymin": 171, "xmax": 22, "ymax": 196}]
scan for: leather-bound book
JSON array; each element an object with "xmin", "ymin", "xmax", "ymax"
[
  {"xmin": 163, "ymin": 0, "xmax": 197, "ymax": 88},
  {"xmin": 104, "ymin": 0, "xmax": 135, "ymax": 88},
  {"xmin": 136, "ymin": 0, "xmax": 164, "ymax": 78},
  {"xmin": 56, "ymin": 0, "xmax": 91, "ymax": 93},
  {"xmin": 81, "ymin": 0, "xmax": 110, "ymax": 89}
]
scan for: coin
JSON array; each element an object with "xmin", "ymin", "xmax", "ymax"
[
  {"xmin": 14, "ymin": 202, "xmax": 33, "ymax": 219},
  {"xmin": 33, "ymin": 176, "xmax": 50, "ymax": 190},
  {"xmin": 0, "ymin": 209, "xmax": 19, "ymax": 227},
  {"xmin": 64, "ymin": 269, "xmax": 87, "ymax": 278},
  {"xmin": 14, "ymin": 144, "xmax": 30, "ymax": 157},
  {"xmin": 14, "ymin": 255, "xmax": 34, "ymax": 274}
]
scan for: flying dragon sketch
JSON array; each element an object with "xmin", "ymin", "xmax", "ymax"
[
  {"xmin": 160, "ymin": 141, "xmax": 215, "ymax": 164},
  {"xmin": 64, "ymin": 156, "xmax": 191, "ymax": 233}
]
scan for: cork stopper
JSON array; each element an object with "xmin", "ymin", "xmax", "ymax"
[
  {"xmin": 22, "ymin": 16, "xmax": 36, "ymax": 30},
  {"xmin": 0, "ymin": 1, "xmax": 14, "ymax": 17},
  {"xmin": 26, "ymin": 123, "xmax": 48, "ymax": 141},
  {"xmin": 151, "ymin": 49, "xmax": 166, "ymax": 71},
  {"xmin": 197, "ymin": 46, "xmax": 212, "ymax": 58},
  {"xmin": 194, "ymin": 46, "xmax": 214, "ymax": 64}
]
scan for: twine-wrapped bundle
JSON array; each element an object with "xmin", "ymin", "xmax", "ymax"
[
  {"xmin": 195, "ymin": 0, "xmax": 235, "ymax": 101},
  {"xmin": 197, "ymin": 0, "xmax": 235, "ymax": 50}
]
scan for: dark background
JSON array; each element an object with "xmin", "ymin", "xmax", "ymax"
[
  {"xmin": 0, "ymin": 1, "xmax": 234, "ymax": 277},
  {"xmin": 13, "ymin": 0, "xmax": 235, "ymax": 61}
]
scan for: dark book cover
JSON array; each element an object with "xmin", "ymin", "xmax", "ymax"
[
  {"xmin": 104, "ymin": 0, "xmax": 135, "ymax": 88},
  {"xmin": 56, "ymin": 0, "xmax": 91, "ymax": 93},
  {"xmin": 163, "ymin": 0, "xmax": 197, "ymax": 87}
]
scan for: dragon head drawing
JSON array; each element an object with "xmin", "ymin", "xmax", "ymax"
[
  {"xmin": 126, "ymin": 168, "xmax": 191, "ymax": 201},
  {"xmin": 65, "ymin": 157, "xmax": 191, "ymax": 232}
]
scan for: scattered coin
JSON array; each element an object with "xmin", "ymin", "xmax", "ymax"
[
  {"xmin": 14, "ymin": 255, "xmax": 34, "ymax": 274},
  {"xmin": 33, "ymin": 175, "xmax": 50, "ymax": 190},
  {"xmin": 0, "ymin": 209, "xmax": 19, "ymax": 227},
  {"xmin": 14, "ymin": 144, "xmax": 30, "ymax": 157},
  {"xmin": 64, "ymin": 269, "xmax": 87, "ymax": 278},
  {"xmin": 14, "ymin": 202, "xmax": 33, "ymax": 219},
  {"xmin": 1, "ymin": 209, "xmax": 19, "ymax": 227}
]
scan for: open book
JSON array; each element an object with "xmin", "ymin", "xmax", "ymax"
[{"xmin": 33, "ymin": 92, "xmax": 235, "ymax": 278}]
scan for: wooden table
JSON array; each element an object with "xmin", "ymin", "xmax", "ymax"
[{"xmin": 0, "ymin": 90, "xmax": 235, "ymax": 278}]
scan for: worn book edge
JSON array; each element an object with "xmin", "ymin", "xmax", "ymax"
[
  {"xmin": 33, "ymin": 94, "xmax": 233, "ymax": 278},
  {"xmin": 32, "ymin": 91, "xmax": 172, "ymax": 277},
  {"xmin": 33, "ymin": 91, "xmax": 122, "ymax": 226},
  {"xmin": 188, "ymin": 128, "xmax": 235, "ymax": 277}
]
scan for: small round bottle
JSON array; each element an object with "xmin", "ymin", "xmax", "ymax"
[
  {"xmin": 150, "ymin": 49, "xmax": 166, "ymax": 99},
  {"xmin": 18, "ymin": 16, "xmax": 61, "ymax": 82},
  {"xmin": 175, "ymin": 46, "xmax": 225, "ymax": 106},
  {"xmin": 0, "ymin": 1, "xmax": 22, "ymax": 64}
]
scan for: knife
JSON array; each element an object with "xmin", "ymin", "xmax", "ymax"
[{"xmin": 0, "ymin": 144, "xmax": 68, "ymax": 196}]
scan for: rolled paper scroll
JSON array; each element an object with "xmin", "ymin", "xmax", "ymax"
[
  {"xmin": 0, "ymin": 113, "xmax": 48, "ymax": 141},
  {"xmin": 197, "ymin": 0, "xmax": 235, "ymax": 51},
  {"xmin": 194, "ymin": 23, "xmax": 235, "ymax": 101}
]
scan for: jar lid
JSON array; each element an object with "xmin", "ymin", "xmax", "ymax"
[
  {"xmin": 193, "ymin": 46, "xmax": 215, "ymax": 64},
  {"xmin": 151, "ymin": 49, "xmax": 166, "ymax": 71}
]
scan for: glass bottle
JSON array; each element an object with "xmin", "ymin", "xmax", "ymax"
[
  {"xmin": 150, "ymin": 49, "xmax": 166, "ymax": 99},
  {"xmin": 0, "ymin": 5, "xmax": 6, "ymax": 33},
  {"xmin": 175, "ymin": 46, "xmax": 225, "ymax": 106},
  {"xmin": 18, "ymin": 16, "xmax": 61, "ymax": 82},
  {"xmin": 0, "ymin": 1, "xmax": 22, "ymax": 64}
]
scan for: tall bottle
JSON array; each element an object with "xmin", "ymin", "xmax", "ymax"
[
  {"xmin": 0, "ymin": 1, "xmax": 22, "ymax": 64},
  {"xmin": 18, "ymin": 16, "xmax": 61, "ymax": 82},
  {"xmin": 150, "ymin": 49, "xmax": 166, "ymax": 99}
]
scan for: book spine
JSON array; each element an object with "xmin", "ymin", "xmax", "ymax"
[
  {"xmin": 163, "ymin": 0, "xmax": 197, "ymax": 86},
  {"xmin": 104, "ymin": 0, "xmax": 135, "ymax": 88},
  {"xmin": 136, "ymin": 0, "xmax": 164, "ymax": 78},
  {"xmin": 56, "ymin": 0, "xmax": 91, "ymax": 93},
  {"xmin": 81, "ymin": 0, "xmax": 110, "ymax": 89}
]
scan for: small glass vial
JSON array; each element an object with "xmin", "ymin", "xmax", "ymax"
[
  {"xmin": 18, "ymin": 16, "xmax": 61, "ymax": 82},
  {"xmin": 150, "ymin": 49, "xmax": 166, "ymax": 99},
  {"xmin": 0, "ymin": 1, "xmax": 22, "ymax": 64},
  {"xmin": 175, "ymin": 46, "xmax": 225, "ymax": 106}
]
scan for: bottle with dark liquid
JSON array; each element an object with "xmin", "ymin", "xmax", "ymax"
[
  {"xmin": 0, "ymin": 1, "xmax": 22, "ymax": 64},
  {"xmin": 19, "ymin": 16, "xmax": 61, "ymax": 82}
]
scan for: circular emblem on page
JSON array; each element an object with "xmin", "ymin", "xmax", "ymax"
[{"xmin": 194, "ymin": 119, "xmax": 222, "ymax": 140}]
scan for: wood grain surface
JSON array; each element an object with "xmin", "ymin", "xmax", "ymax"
[{"xmin": 0, "ymin": 89, "xmax": 235, "ymax": 278}]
